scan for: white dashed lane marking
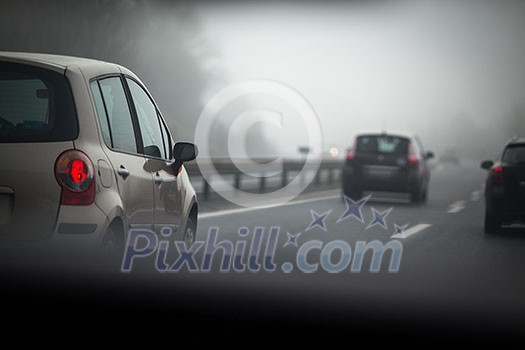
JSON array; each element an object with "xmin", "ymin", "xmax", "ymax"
[
  {"xmin": 447, "ymin": 200, "xmax": 466, "ymax": 213},
  {"xmin": 199, "ymin": 193, "xmax": 341, "ymax": 219},
  {"xmin": 391, "ymin": 224, "xmax": 432, "ymax": 239},
  {"xmin": 470, "ymin": 190, "xmax": 481, "ymax": 202}
]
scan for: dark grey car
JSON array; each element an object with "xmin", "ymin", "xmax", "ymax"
[{"xmin": 342, "ymin": 131, "xmax": 434, "ymax": 203}]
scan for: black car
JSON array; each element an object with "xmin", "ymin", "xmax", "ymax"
[
  {"xmin": 481, "ymin": 138, "xmax": 525, "ymax": 233},
  {"xmin": 342, "ymin": 131, "xmax": 434, "ymax": 203}
]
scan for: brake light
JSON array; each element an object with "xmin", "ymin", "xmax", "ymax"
[
  {"xmin": 408, "ymin": 155, "xmax": 419, "ymax": 165},
  {"xmin": 408, "ymin": 143, "xmax": 420, "ymax": 165},
  {"xmin": 491, "ymin": 165, "xmax": 504, "ymax": 184},
  {"xmin": 347, "ymin": 140, "xmax": 356, "ymax": 161},
  {"xmin": 55, "ymin": 150, "xmax": 95, "ymax": 205},
  {"xmin": 70, "ymin": 160, "xmax": 88, "ymax": 183}
]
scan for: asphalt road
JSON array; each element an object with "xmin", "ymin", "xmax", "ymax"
[
  {"xmin": 3, "ymin": 161, "xmax": 525, "ymax": 339},
  {"xmin": 188, "ymin": 161, "xmax": 525, "ymax": 335}
]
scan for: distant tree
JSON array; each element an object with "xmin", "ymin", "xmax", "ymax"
[
  {"xmin": 0, "ymin": 0, "xmax": 209, "ymax": 143},
  {"xmin": 0, "ymin": 0, "xmax": 294, "ymax": 159}
]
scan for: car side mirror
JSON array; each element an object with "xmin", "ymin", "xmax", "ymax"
[
  {"xmin": 481, "ymin": 160, "xmax": 494, "ymax": 170},
  {"xmin": 171, "ymin": 142, "xmax": 198, "ymax": 173},
  {"xmin": 425, "ymin": 151, "xmax": 434, "ymax": 160}
]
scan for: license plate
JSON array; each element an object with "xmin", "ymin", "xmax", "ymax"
[
  {"xmin": 365, "ymin": 166, "xmax": 396, "ymax": 179},
  {"xmin": 0, "ymin": 195, "xmax": 13, "ymax": 225}
]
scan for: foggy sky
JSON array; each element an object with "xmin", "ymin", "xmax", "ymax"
[
  {"xmin": 195, "ymin": 0, "xmax": 525, "ymax": 159},
  {"xmin": 1, "ymin": 1, "xmax": 524, "ymax": 160}
]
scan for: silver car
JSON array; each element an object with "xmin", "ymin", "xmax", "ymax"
[{"xmin": 0, "ymin": 52, "xmax": 198, "ymax": 252}]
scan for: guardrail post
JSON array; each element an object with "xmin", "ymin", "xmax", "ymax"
[
  {"xmin": 328, "ymin": 168, "xmax": 333, "ymax": 184},
  {"xmin": 234, "ymin": 173, "xmax": 241, "ymax": 189},
  {"xmin": 315, "ymin": 169, "xmax": 321, "ymax": 187},
  {"xmin": 281, "ymin": 170, "xmax": 287, "ymax": 188},
  {"xmin": 259, "ymin": 174, "xmax": 266, "ymax": 193},
  {"xmin": 203, "ymin": 178, "xmax": 210, "ymax": 200}
]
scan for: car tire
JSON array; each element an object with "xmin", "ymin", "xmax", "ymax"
[
  {"xmin": 420, "ymin": 189, "xmax": 428, "ymax": 204},
  {"xmin": 102, "ymin": 226, "xmax": 123, "ymax": 253},
  {"xmin": 343, "ymin": 188, "xmax": 362, "ymax": 200},
  {"xmin": 183, "ymin": 216, "xmax": 196, "ymax": 248},
  {"xmin": 421, "ymin": 181, "xmax": 429, "ymax": 203},
  {"xmin": 484, "ymin": 210, "xmax": 501, "ymax": 234},
  {"xmin": 410, "ymin": 187, "xmax": 422, "ymax": 204},
  {"xmin": 100, "ymin": 226, "xmax": 124, "ymax": 269}
]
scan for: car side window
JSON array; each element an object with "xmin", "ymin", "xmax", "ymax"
[
  {"xmin": 96, "ymin": 77, "xmax": 138, "ymax": 153},
  {"xmin": 413, "ymin": 137, "xmax": 423, "ymax": 156},
  {"xmin": 158, "ymin": 114, "xmax": 172, "ymax": 160},
  {"xmin": 126, "ymin": 78, "xmax": 166, "ymax": 159},
  {"xmin": 503, "ymin": 146, "xmax": 525, "ymax": 164},
  {"xmin": 90, "ymin": 81, "xmax": 112, "ymax": 147}
]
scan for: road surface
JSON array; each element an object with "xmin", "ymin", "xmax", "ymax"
[{"xmin": 2, "ymin": 161, "xmax": 525, "ymax": 339}]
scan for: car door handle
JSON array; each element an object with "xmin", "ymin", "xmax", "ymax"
[
  {"xmin": 154, "ymin": 173, "xmax": 163, "ymax": 185},
  {"xmin": 117, "ymin": 166, "xmax": 130, "ymax": 178}
]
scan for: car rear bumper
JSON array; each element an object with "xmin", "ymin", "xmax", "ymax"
[
  {"xmin": 343, "ymin": 166, "xmax": 419, "ymax": 193},
  {"xmin": 0, "ymin": 203, "xmax": 109, "ymax": 247},
  {"xmin": 486, "ymin": 190, "xmax": 525, "ymax": 223},
  {"xmin": 49, "ymin": 203, "xmax": 109, "ymax": 246}
]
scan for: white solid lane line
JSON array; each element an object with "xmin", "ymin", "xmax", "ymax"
[
  {"xmin": 447, "ymin": 200, "xmax": 466, "ymax": 213},
  {"xmin": 391, "ymin": 224, "xmax": 432, "ymax": 239},
  {"xmin": 199, "ymin": 193, "xmax": 342, "ymax": 219}
]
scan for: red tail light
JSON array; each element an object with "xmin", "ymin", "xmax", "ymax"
[
  {"xmin": 408, "ymin": 143, "xmax": 420, "ymax": 165},
  {"xmin": 408, "ymin": 155, "xmax": 419, "ymax": 165},
  {"xmin": 491, "ymin": 165, "xmax": 504, "ymax": 184},
  {"xmin": 55, "ymin": 150, "xmax": 95, "ymax": 205},
  {"xmin": 347, "ymin": 141, "xmax": 356, "ymax": 161}
]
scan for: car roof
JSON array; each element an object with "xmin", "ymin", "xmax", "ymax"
[
  {"xmin": 0, "ymin": 51, "xmax": 120, "ymax": 74},
  {"xmin": 355, "ymin": 129, "xmax": 418, "ymax": 139},
  {"xmin": 507, "ymin": 137, "xmax": 525, "ymax": 146}
]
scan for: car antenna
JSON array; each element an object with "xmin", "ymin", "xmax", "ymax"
[{"xmin": 381, "ymin": 120, "xmax": 387, "ymax": 135}]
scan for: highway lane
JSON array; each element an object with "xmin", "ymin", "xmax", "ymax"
[
  {"xmin": 186, "ymin": 161, "xmax": 525, "ymax": 333},
  {"xmin": 2, "ymin": 161, "xmax": 524, "ymax": 338}
]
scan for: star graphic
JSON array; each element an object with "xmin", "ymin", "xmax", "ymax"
[
  {"xmin": 283, "ymin": 232, "xmax": 301, "ymax": 247},
  {"xmin": 306, "ymin": 209, "xmax": 332, "ymax": 232},
  {"xmin": 391, "ymin": 224, "xmax": 409, "ymax": 238},
  {"xmin": 338, "ymin": 194, "xmax": 371, "ymax": 223},
  {"xmin": 366, "ymin": 207, "xmax": 393, "ymax": 230}
]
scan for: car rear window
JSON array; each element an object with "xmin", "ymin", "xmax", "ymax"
[
  {"xmin": 503, "ymin": 145, "xmax": 525, "ymax": 165},
  {"xmin": 355, "ymin": 135, "xmax": 409, "ymax": 155},
  {"xmin": 0, "ymin": 61, "xmax": 78, "ymax": 143}
]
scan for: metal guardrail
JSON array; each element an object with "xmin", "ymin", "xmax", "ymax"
[{"xmin": 185, "ymin": 158, "xmax": 343, "ymax": 199}]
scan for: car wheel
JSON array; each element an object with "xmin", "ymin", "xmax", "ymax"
[
  {"xmin": 343, "ymin": 181, "xmax": 361, "ymax": 199},
  {"xmin": 484, "ymin": 210, "xmax": 501, "ymax": 234},
  {"xmin": 344, "ymin": 188, "xmax": 362, "ymax": 200},
  {"xmin": 410, "ymin": 187, "xmax": 422, "ymax": 204},
  {"xmin": 100, "ymin": 226, "xmax": 124, "ymax": 268},
  {"xmin": 183, "ymin": 216, "xmax": 196, "ymax": 248},
  {"xmin": 420, "ymin": 183, "xmax": 429, "ymax": 203},
  {"xmin": 420, "ymin": 189, "xmax": 428, "ymax": 204},
  {"xmin": 102, "ymin": 226, "xmax": 124, "ymax": 255}
]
